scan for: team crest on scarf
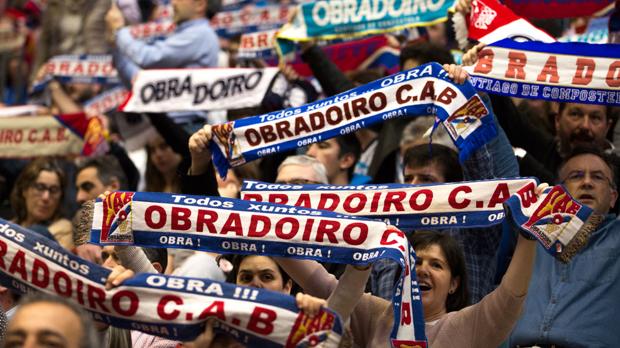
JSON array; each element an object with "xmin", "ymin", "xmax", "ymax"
[
  {"xmin": 444, "ymin": 94, "xmax": 488, "ymax": 139},
  {"xmin": 524, "ymin": 186, "xmax": 580, "ymax": 248},
  {"xmin": 472, "ymin": 0, "xmax": 497, "ymax": 30},
  {"xmin": 101, "ymin": 192, "xmax": 134, "ymax": 243},
  {"xmin": 286, "ymin": 308, "xmax": 338, "ymax": 347}
]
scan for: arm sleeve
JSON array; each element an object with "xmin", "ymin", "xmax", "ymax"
[
  {"xmin": 300, "ymin": 45, "xmax": 355, "ymax": 97},
  {"xmin": 463, "ymin": 94, "xmax": 519, "ymax": 180},
  {"xmin": 451, "ymin": 277, "xmax": 526, "ymax": 347},
  {"xmin": 113, "ymin": 50, "xmax": 141, "ymax": 88},
  {"xmin": 115, "ymin": 246, "xmax": 158, "ymax": 274},
  {"xmin": 275, "ymin": 258, "xmax": 338, "ymax": 298},
  {"xmin": 327, "ymin": 266, "xmax": 371, "ymax": 323},
  {"xmin": 116, "ymin": 26, "xmax": 206, "ymax": 69}
]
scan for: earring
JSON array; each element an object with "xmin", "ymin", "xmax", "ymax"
[{"xmin": 449, "ymin": 289, "xmax": 455, "ymax": 294}]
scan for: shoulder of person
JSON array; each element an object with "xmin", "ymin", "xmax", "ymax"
[{"xmin": 48, "ymin": 218, "xmax": 72, "ymax": 231}]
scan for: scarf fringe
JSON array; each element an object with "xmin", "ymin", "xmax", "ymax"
[{"xmin": 558, "ymin": 213, "xmax": 604, "ymax": 263}]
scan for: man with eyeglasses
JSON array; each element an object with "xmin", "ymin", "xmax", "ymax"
[{"xmin": 509, "ymin": 145, "xmax": 620, "ymax": 347}]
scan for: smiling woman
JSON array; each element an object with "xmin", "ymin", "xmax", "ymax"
[{"xmin": 10, "ymin": 158, "xmax": 73, "ymax": 250}]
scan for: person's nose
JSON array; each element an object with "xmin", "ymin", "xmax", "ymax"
[
  {"xmin": 40, "ymin": 189, "xmax": 51, "ymax": 200},
  {"xmin": 416, "ymin": 261, "xmax": 430, "ymax": 277},
  {"xmin": 306, "ymin": 145, "xmax": 318, "ymax": 157},
  {"xmin": 579, "ymin": 114, "xmax": 593, "ymax": 130},
  {"xmin": 76, "ymin": 189, "xmax": 87, "ymax": 205},
  {"xmin": 247, "ymin": 276, "xmax": 263, "ymax": 289}
]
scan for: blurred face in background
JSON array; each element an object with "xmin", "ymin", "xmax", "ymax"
[
  {"xmin": 24, "ymin": 170, "xmax": 62, "ymax": 225},
  {"xmin": 147, "ymin": 136, "xmax": 182, "ymax": 175}
]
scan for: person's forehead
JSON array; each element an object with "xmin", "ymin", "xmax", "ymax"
[
  {"xmin": 405, "ymin": 162, "xmax": 442, "ymax": 175},
  {"xmin": 36, "ymin": 170, "xmax": 60, "ymax": 184},
  {"xmin": 562, "ymin": 103, "xmax": 606, "ymax": 115},
  {"xmin": 276, "ymin": 164, "xmax": 320, "ymax": 182},
  {"xmin": 239, "ymin": 256, "xmax": 277, "ymax": 271},
  {"xmin": 561, "ymin": 154, "xmax": 612, "ymax": 175},
  {"xmin": 416, "ymin": 244, "xmax": 447, "ymax": 262},
  {"xmin": 77, "ymin": 167, "xmax": 100, "ymax": 181},
  {"xmin": 12, "ymin": 302, "xmax": 80, "ymax": 330}
]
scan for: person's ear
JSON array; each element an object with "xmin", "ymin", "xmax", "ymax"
[
  {"xmin": 106, "ymin": 178, "xmax": 121, "ymax": 192},
  {"xmin": 339, "ymin": 153, "xmax": 356, "ymax": 171},
  {"xmin": 449, "ymin": 276, "xmax": 460, "ymax": 295},
  {"xmin": 283, "ymin": 279, "xmax": 293, "ymax": 295},
  {"xmin": 152, "ymin": 262, "xmax": 163, "ymax": 274},
  {"xmin": 609, "ymin": 188, "xmax": 618, "ymax": 210}
]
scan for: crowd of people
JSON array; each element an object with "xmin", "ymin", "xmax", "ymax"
[{"xmin": 0, "ymin": 0, "xmax": 619, "ymax": 347}]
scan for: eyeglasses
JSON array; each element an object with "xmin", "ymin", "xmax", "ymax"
[
  {"xmin": 561, "ymin": 170, "xmax": 616, "ymax": 189},
  {"xmin": 30, "ymin": 182, "xmax": 62, "ymax": 196}
]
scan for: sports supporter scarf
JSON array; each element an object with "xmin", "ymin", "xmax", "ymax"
[
  {"xmin": 0, "ymin": 113, "xmax": 107, "ymax": 158},
  {"xmin": 119, "ymin": 68, "xmax": 280, "ymax": 113},
  {"xmin": 31, "ymin": 55, "xmax": 119, "ymax": 94},
  {"xmin": 560, "ymin": 16, "xmax": 609, "ymax": 43},
  {"xmin": 0, "ymin": 14, "xmax": 25, "ymax": 53},
  {"xmin": 238, "ymin": 29, "xmax": 278, "ymax": 59},
  {"xmin": 128, "ymin": 20, "xmax": 176, "ymax": 40},
  {"xmin": 209, "ymin": 62, "xmax": 497, "ymax": 178},
  {"xmin": 240, "ymin": 33, "xmax": 401, "ymax": 77},
  {"xmin": 288, "ymin": 35, "xmax": 401, "ymax": 78},
  {"xmin": 90, "ymin": 192, "xmax": 428, "ymax": 347},
  {"xmin": 504, "ymin": 185, "xmax": 603, "ymax": 262},
  {"xmin": 276, "ymin": 0, "xmax": 455, "ymax": 57},
  {"xmin": 504, "ymin": 0, "xmax": 614, "ymax": 19},
  {"xmin": 83, "ymin": 86, "xmax": 130, "ymax": 117},
  {"xmin": 464, "ymin": 39, "xmax": 620, "ymax": 106},
  {"xmin": 241, "ymin": 178, "xmax": 536, "ymax": 230},
  {"xmin": 466, "ymin": 0, "xmax": 555, "ymax": 43},
  {"xmin": 0, "ymin": 105, "xmax": 41, "ymax": 117},
  {"xmin": 0, "ymin": 219, "xmax": 344, "ymax": 347},
  {"xmin": 211, "ymin": 4, "xmax": 292, "ymax": 37}
]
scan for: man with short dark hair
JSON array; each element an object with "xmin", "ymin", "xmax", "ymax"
[
  {"xmin": 509, "ymin": 146, "xmax": 620, "ymax": 347},
  {"xmin": 74, "ymin": 156, "xmax": 128, "ymax": 264},
  {"xmin": 5, "ymin": 292, "xmax": 101, "ymax": 348},
  {"xmin": 75, "ymin": 156, "xmax": 127, "ymax": 205},
  {"xmin": 306, "ymin": 134, "xmax": 361, "ymax": 185}
]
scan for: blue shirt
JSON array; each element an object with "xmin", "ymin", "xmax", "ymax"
[
  {"xmin": 114, "ymin": 18, "xmax": 219, "ymax": 86},
  {"xmin": 509, "ymin": 214, "xmax": 620, "ymax": 348}
]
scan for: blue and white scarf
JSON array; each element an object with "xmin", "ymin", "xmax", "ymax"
[
  {"xmin": 241, "ymin": 178, "xmax": 537, "ymax": 230},
  {"xmin": 31, "ymin": 55, "xmax": 119, "ymax": 94},
  {"xmin": 90, "ymin": 192, "xmax": 429, "ymax": 347},
  {"xmin": 210, "ymin": 62, "xmax": 497, "ymax": 178},
  {"xmin": 0, "ymin": 218, "xmax": 344, "ymax": 347},
  {"xmin": 464, "ymin": 39, "xmax": 620, "ymax": 106},
  {"xmin": 276, "ymin": 0, "xmax": 455, "ymax": 57}
]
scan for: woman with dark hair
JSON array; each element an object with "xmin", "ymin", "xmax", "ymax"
[
  {"xmin": 10, "ymin": 158, "xmax": 72, "ymax": 249},
  {"xmin": 410, "ymin": 231, "xmax": 470, "ymax": 316},
  {"xmin": 144, "ymin": 134, "xmax": 183, "ymax": 193},
  {"xmin": 276, "ymin": 223, "xmax": 539, "ymax": 347},
  {"xmin": 224, "ymin": 254, "xmax": 293, "ymax": 294}
]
